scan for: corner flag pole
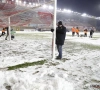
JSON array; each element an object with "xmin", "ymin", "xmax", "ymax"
[{"xmin": 52, "ymin": 0, "xmax": 57, "ymax": 60}]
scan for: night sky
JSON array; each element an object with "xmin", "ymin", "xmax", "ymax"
[{"xmin": 57, "ymin": 0, "xmax": 100, "ymax": 17}]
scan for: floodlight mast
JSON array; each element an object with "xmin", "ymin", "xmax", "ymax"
[{"xmin": 52, "ymin": 0, "xmax": 57, "ymax": 60}]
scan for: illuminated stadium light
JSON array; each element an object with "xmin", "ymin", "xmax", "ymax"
[
  {"xmin": 35, "ymin": 3, "xmax": 39, "ymax": 6},
  {"xmin": 15, "ymin": 0, "xmax": 18, "ymax": 3},
  {"xmin": 57, "ymin": 8, "xmax": 100, "ymax": 20},
  {"xmin": 19, "ymin": 0, "xmax": 22, "ymax": 4},
  {"xmin": 24, "ymin": 1, "xmax": 26, "ymax": 4},
  {"xmin": 96, "ymin": 17, "xmax": 100, "ymax": 19},
  {"xmin": 63, "ymin": 9, "xmax": 67, "ymax": 12},
  {"xmin": 33, "ymin": 3, "xmax": 35, "ymax": 6},
  {"xmin": 3, "ymin": 0, "xmax": 100, "ymax": 20},
  {"xmin": 76, "ymin": 12, "xmax": 81, "ymax": 15},
  {"xmin": 43, "ymin": 4, "xmax": 47, "ymax": 8},
  {"xmin": 63, "ymin": 9, "xmax": 73, "ymax": 13},
  {"xmin": 81, "ymin": 13, "xmax": 87, "ymax": 17},
  {"xmin": 49, "ymin": 5, "xmax": 54, "ymax": 9},
  {"xmin": 67, "ymin": 9, "xmax": 73, "ymax": 13},
  {"xmin": 42, "ymin": 5, "xmax": 53, "ymax": 10},
  {"xmin": 97, "ymin": 17, "xmax": 100, "ymax": 20}
]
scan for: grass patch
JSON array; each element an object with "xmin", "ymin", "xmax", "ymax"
[
  {"xmin": 64, "ymin": 41, "xmax": 82, "ymax": 53},
  {"xmin": 64, "ymin": 41, "xmax": 100, "ymax": 54},
  {"xmin": 7, "ymin": 60, "xmax": 47, "ymax": 70},
  {"xmin": 66, "ymin": 34, "xmax": 72, "ymax": 37},
  {"xmin": 91, "ymin": 37, "xmax": 100, "ymax": 40},
  {"xmin": 81, "ymin": 43, "xmax": 100, "ymax": 50}
]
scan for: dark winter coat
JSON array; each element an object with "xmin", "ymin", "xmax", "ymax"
[
  {"xmin": 90, "ymin": 29, "xmax": 94, "ymax": 35},
  {"xmin": 56, "ymin": 26, "xmax": 66, "ymax": 45},
  {"xmin": 6, "ymin": 27, "xmax": 9, "ymax": 35}
]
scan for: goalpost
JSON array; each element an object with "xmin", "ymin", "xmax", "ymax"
[
  {"xmin": 52, "ymin": 0, "xmax": 57, "ymax": 60},
  {"xmin": 1, "ymin": 0, "xmax": 57, "ymax": 59}
]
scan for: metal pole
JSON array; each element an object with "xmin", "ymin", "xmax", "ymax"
[
  {"xmin": 52, "ymin": 0, "xmax": 57, "ymax": 60},
  {"xmin": 8, "ymin": 17, "xmax": 11, "ymax": 41}
]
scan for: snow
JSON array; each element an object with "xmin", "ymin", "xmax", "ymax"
[{"xmin": 0, "ymin": 31, "xmax": 100, "ymax": 90}]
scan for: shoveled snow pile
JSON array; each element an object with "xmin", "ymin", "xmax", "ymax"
[{"xmin": 0, "ymin": 70, "xmax": 73, "ymax": 90}]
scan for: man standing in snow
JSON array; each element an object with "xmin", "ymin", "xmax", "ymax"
[
  {"xmin": 75, "ymin": 27, "xmax": 79, "ymax": 37},
  {"xmin": 5, "ymin": 27, "xmax": 9, "ymax": 40},
  {"xmin": 51, "ymin": 21, "xmax": 66, "ymax": 59},
  {"xmin": 89, "ymin": 27, "xmax": 94, "ymax": 38},
  {"xmin": 71, "ymin": 27, "xmax": 75, "ymax": 37}
]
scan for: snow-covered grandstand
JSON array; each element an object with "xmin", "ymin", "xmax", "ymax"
[{"xmin": 0, "ymin": 0, "xmax": 100, "ymax": 31}]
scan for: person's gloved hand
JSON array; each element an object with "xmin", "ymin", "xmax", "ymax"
[{"xmin": 51, "ymin": 29, "xmax": 54, "ymax": 32}]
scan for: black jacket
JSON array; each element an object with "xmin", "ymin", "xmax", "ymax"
[
  {"xmin": 56, "ymin": 26, "xmax": 66, "ymax": 45},
  {"xmin": 6, "ymin": 27, "xmax": 9, "ymax": 35},
  {"xmin": 90, "ymin": 29, "xmax": 94, "ymax": 35}
]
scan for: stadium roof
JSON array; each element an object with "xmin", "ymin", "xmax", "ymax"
[{"xmin": 0, "ymin": 0, "xmax": 54, "ymax": 27}]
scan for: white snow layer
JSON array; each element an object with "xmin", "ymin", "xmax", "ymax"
[
  {"xmin": 0, "ymin": 31, "xmax": 100, "ymax": 90},
  {"xmin": 0, "ymin": 70, "xmax": 73, "ymax": 90}
]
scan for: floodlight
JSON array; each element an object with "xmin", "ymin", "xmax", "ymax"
[
  {"xmin": 63, "ymin": 9, "xmax": 72, "ymax": 13},
  {"xmin": 16, "ymin": 0, "xmax": 18, "ymax": 3},
  {"xmin": 43, "ymin": 4, "xmax": 47, "ymax": 8},
  {"xmin": 81, "ymin": 13, "xmax": 87, "ymax": 17},
  {"xmin": 66, "ymin": 9, "xmax": 72, "ymax": 13},
  {"xmin": 24, "ymin": 1, "xmax": 26, "ymax": 4},
  {"xmin": 63, "ymin": 9, "xmax": 67, "ymax": 12},
  {"xmin": 19, "ymin": 0, "xmax": 22, "ymax": 3},
  {"xmin": 33, "ymin": 3, "xmax": 35, "ymax": 6},
  {"xmin": 35, "ymin": 3, "xmax": 39, "ymax": 6},
  {"xmin": 49, "ymin": 5, "xmax": 54, "ymax": 9}
]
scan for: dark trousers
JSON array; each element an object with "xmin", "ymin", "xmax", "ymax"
[
  {"xmin": 11, "ymin": 35, "xmax": 14, "ymax": 40},
  {"xmin": 57, "ymin": 45, "xmax": 62, "ymax": 58},
  {"xmin": 90, "ymin": 33, "xmax": 93, "ymax": 38},
  {"xmin": 76, "ymin": 32, "xmax": 79, "ymax": 37},
  {"xmin": 0, "ymin": 32, "xmax": 5, "ymax": 37},
  {"xmin": 84, "ymin": 33, "xmax": 87, "ymax": 37},
  {"xmin": 5, "ymin": 34, "xmax": 9, "ymax": 40},
  {"xmin": 90, "ymin": 34, "xmax": 93, "ymax": 38},
  {"xmin": 72, "ymin": 32, "xmax": 75, "ymax": 36}
]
